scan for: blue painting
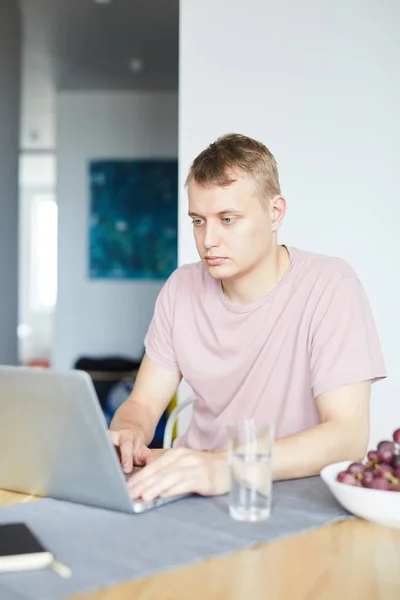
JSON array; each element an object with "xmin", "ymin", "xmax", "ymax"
[{"xmin": 89, "ymin": 160, "xmax": 178, "ymax": 280}]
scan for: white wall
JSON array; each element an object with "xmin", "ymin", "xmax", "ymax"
[
  {"xmin": 179, "ymin": 0, "xmax": 400, "ymax": 445},
  {"xmin": 54, "ymin": 91, "xmax": 178, "ymax": 369}
]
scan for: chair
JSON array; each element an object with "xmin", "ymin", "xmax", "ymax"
[
  {"xmin": 73, "ymin": 355, "xmax": 140, "ymax": 410},
  {"xmin": 163, "ymin": 397, "xmax": 195, "ymax": 449}
]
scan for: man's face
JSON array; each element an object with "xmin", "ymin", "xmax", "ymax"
[{"xmin": 188, "ymin": 174, "xmax": 275, "ymax": 280}]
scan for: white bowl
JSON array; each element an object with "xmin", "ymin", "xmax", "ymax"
[{"xmin": 320, "ymin": 460, "xmax": 400, "ymax": 529}]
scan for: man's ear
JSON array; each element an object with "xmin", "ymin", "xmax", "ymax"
[{"xmin": 270, "ymin": 195, "xmax": 287, "ymax": 232}]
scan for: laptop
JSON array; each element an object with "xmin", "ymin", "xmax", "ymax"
[{"xmin": 0, "ymin": 366, "xmax": 188, "ymax": 513}]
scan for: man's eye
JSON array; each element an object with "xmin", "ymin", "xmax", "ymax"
[
  {"xmin": 192, "ymin": 219, "xmax": 204, "ymax": 226},
  {"xmin": 222, "ymin": 217, "xmax": 236, "ymax": 224}
]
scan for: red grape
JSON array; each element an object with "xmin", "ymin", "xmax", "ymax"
[
  {"xmin": 377, "ymin": 441, "xmax": 395, "ymax": 464},
  {"xmin": 361, "ymin": 471, "xmax": 374, "ymax": 487},
  {"xmin": 347, "ymin": 462, "xmax": 364, "ymax": 475},
  {"xmin": 390, "ymin": 484, "xmax": 400, "ymax": 492},
  {"xmin": 377, "ymin": 440, "xmax": 394, "ymax": 450},
  {"xmin": 374, "ymin": 463, "xmax": 394, "ymax": 478},
  {"xmin": 393, "ymin": 429, "xmax": 400, "ymax": 444},
  {"xmin": 392, "ymin": 455, "xmax": 400, "ymax": 470},
  {"xmin": 393, "ymin": 468, "xmax": 400, "ymax": 480},
  {"xmin": 367, "ymin": 450, "xmax": 378, "ymax": 462},
  {"xmin": 336, "ymin": 471, "xmax": 358, "ymax": 486},
  {"xmin": 370, "ymin": 478, "xmax": 391, "ymax": 491}
]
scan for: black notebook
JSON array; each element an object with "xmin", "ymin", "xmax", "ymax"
[{"xmin": 0, "ymin": 523, "xmax": 54, "ymax": 573}]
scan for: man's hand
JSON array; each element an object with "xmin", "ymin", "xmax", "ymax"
[
  {"xmin": 127, "ymin": 448, "xmax": 229, "ymax": 501},
  {"xmin": 109, "ymin": 428, "xmax": 154, "ymax": 473}
]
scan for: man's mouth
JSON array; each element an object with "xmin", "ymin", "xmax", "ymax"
[{"xmin": 204, "ymin": 256, "xmax": 227, "ymax": 266}]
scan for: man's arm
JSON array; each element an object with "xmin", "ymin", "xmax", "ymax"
[
  {"xmin": 110, "ymin": 354, "xmax": 182, "ymax": 470},
  {"xmin": 128, "ymin": 380, "xmax": 371, "ymax": 500},
  {"xmin": 272, "ymin": 380, "xmax": 370, "ymax": 480}
]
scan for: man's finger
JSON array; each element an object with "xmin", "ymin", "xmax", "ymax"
[
  {"xmin": 131, "ymin": 467, "xmax": 191, "ymax": 501},
  {"xmin": 130, "ymin": 440, "xmax": 151, "ymax": 467},
  {"xmin": 128, "ymin": 460, "xmax": 182, "ymax": 497},
  {"xmin": 119, "ymin": 438, "xmax": 134, "ymax": 473},
  {"xmin": 141, "ymin": 446, "xmax": 155, "ymax": 465},
  {"xmin": 160, "ymin": 482, "xmax": 194, "ymax": 498},
  {"xmin": 108, "ymin": 430, "xmax": 119, "ymax": 445},
  {"xmin": 129, "ymin": 449, "xmax": 186, "ymax": 486}
]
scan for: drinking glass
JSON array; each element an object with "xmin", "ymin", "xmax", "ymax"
[{"xmin": 227, "ymin": 419, "xmax": 274, "ymax": 522}]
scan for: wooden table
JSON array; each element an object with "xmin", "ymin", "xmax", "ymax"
[{"xmin": 2, "ymin": 481, "xmax": 400, "ymax": 599}]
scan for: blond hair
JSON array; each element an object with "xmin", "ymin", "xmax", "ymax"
[{"xmin": 185, "ymin": 133, "xmax": 281, "ymax": 200}]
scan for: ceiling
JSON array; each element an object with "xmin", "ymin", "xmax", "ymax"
[
  {"xmin": 20, "ymin": 0, "xmax": 179, "ymax": 91},
  {"xmin": 18, "ymin": 0, "xmax": 179, "ymax": 149}
]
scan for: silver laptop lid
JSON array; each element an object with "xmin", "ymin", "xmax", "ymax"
[{"xmin": 0, "ymin": 366, "xmax": 134, "ymax": 513}]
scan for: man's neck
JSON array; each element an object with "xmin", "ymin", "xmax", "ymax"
[{"xmin": 221, "ymin": 245, "xmax": 290, "ymax": 306}]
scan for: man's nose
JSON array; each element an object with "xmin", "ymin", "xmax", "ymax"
[{"xmin": 203, "ymin": 223, "xmax": 220, "ymax": 249}]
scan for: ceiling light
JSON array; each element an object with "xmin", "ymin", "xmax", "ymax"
[
  {"xmin": 93, "ymin": 0, "xmax": 112, "ymax": 4},
  {"xmin": 129, "ymin": 58, "xmax": 144, "ymax": 73}
]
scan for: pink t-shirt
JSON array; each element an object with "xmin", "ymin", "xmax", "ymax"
[{"xmin": 144, "ymin": 247, "xmax": 386, "ymax": 450}]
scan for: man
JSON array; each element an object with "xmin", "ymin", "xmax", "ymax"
[{"xmin": 110, "ymin": 133, "xmax": 386, "ymax": 502}]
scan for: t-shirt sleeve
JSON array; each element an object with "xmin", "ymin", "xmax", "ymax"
[
  {"xmin": 310, "ymin": 276, "xmax": 387, "ymax": 398},
  {"xmin": 144, "ymin": 271, "xmax": 181, "ymax": 372}
]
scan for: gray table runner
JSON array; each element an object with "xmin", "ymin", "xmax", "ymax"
[{"xmin": 0, "ymin": 476, "xmax": 353, "ymax": 600}]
